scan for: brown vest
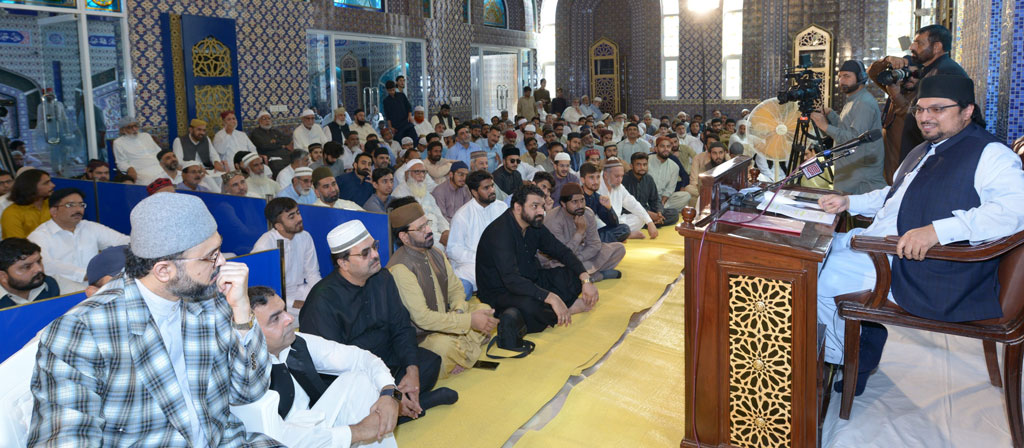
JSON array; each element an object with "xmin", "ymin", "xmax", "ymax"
[{"xmin": 386, "ymin": 246, "xmax": 450, "ymax": 313}]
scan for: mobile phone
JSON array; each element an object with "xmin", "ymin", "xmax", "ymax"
[{"xmin": 474, "ymin": 360, "xmax": 500, "ymax": 370}]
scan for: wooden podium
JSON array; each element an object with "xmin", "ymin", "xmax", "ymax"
[{"xmin": 677, "ymin": 157, "xmax": 838, "ymax": 448}]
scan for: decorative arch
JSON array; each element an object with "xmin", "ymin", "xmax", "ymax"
[{"xmin": 483, "ymin": 0, "xmax": 507, "ymax": 28}]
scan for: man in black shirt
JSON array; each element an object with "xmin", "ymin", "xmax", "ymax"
[
  {"xmin": 475, "ymin": 184, "xmax": 600, "ymax": 333},
  {"xmin": 383, "ymin": 80, "xmax": 415, "ymax": 143},
  {"xmin": 491, "ymin": 144, "xmax": 523, "ymax": 196}
]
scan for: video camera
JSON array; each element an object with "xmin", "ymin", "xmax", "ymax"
[{"xmin": 776, "ymin": 54, "xmax": 823, "ymax": 115}]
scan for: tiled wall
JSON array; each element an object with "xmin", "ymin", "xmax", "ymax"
[{"xmin": 958, "ymin": 0, "xmax": 1021, "ymax": 142}]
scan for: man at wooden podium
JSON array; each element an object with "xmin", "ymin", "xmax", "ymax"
[{"xmin": 815, "ymin": 75, "xmax": 1024, "ymax": 394}]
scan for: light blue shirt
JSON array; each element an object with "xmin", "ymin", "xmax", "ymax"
[
  {"xmin": 445, "ymin": 141, "xmax": 478, "ymax": 167},
  {"xmin": 485, "ymin": 141, "xmax": 503, "ymax": 172},
  {"xmin": 276, "ymin": 184, "xmax": 317, "ymax": 205}
]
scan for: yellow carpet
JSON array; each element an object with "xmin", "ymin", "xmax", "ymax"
[
  {"xmin": 515, "ymin": 277, "xmax": 687, "ymax": 447},
  {"xmin": 393, "ymin": 231, "xmax": 686, "ymax": 447}
]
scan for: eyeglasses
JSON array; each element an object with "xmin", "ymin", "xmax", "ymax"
[
  {"xmin": 408, "ymin": 169, "xmax": 427, "ymax": 175},
  {"xmin": 910, "ymin": 104, "xmax": 959, "ymax": 116},
  {"xmin": 409, "ymin": 222, "xmax": 431, "ymax": 234},
  {"xmin": 58, "ymin": 202, "xmax": 88, "ymax": 209},
  {"xmin": 347, "ymin": 240, "xmax": 380, "ymax": 258},
  {"xmin": 508, "ymin": 158, "xmax": 521, "ymax": 164},
  {"xmin": 173, "ymin": 248, "xmax": 223, "ymax": 264}
]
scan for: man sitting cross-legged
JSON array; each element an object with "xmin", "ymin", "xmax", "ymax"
[
  {"xmin": 249, "ymin": 286, "xmax": 400, "ymax": 448},
  {"xmin": 387, "ymin": 199, "xmax": 497, "ymax": 379},
  {"xmin": 542, "ymin": 182, "xmax": 625, "ymax": 283}
]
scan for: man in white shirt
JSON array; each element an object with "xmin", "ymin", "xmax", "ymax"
[
  {"xmin": 276, "ymin": 167, "xmax": 318, "ymax": 205},
  {"xmin": 28, "ymin": 188, "xmax": 129, "ymax": 292},
  {"xmin": 446, "ymin": 170, "xmax": 508, "ymax": 297},
  {"xmin": 682, "ymin": 121, "xmax": 705, "ymax": 154},
  {"xmin": 293, "ymin": 109, "xmax": 329, "ymax": 153},
  {"xmin": 277, "ymin": 149, "xmax": 311, "ymax": 190},
  {"xmin": 155, "ymin": 149, "xmax": 183, "ymax": 184},
  {"xmin": 412, "ymin": 106, "xmax": 433, "ymax": 138},
  {"xmin": 248, "ymin": 286, "xmax": 399, "ymax": 448},
  {"xmin": 430, "ymin": 104, "xmax": 455, "ymax": 131},
  {"xmin": 341, "ymin": 132, "xmax": 363, "ymax": 172},
  {"xmin": 220, "ymin": 171, "xmax": 261, "ymax": 198},
  {"xmin": 350, "ymin": 109, "xmax": 378, "ymax": 145},
  {"xmin": 253, "ymin": 198, "xmax": 322, "ymax": 312},
  {"xmin": 0, "ymin": 237, "xmax": 61, "ymax": 309},
  {"xmin": 598, "ymin": 157, "xmax": 658, "ymax": 239},
  {"xmin": 112, "ymin": 116, "xmax": 164, "ymax": 184},
  {"xmin": 173, "ymin": 118, "xmax": 224, "ymax": 172},
  {"xmin": 212, "ymin": 110, "xmax": 256, "ymax": 165},
  {"xmin": 311, "ymin": 167, "xmax": 364, "ymax": 211},
  {"xmin": 239, "ymin": 152, "xmax": 281, "ymax": 198}
]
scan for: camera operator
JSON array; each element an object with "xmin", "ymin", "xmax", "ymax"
[
  {"xmin": 868, "ymin": 55, "xmax": 919, "ymax": 184},
  {"xmin": 810, "ymin": 59, "xmax": 886, "ymax": 195},
  {"xmin": 881, "ymin": 24, "xmax": 967, "ymax": 163}
]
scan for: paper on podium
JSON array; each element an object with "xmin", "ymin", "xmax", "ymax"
[{"xmin": 757, "ymin": 191, "xmax": 836, "ymax": 224}]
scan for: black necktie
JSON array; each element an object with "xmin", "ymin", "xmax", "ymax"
[{"xmin": 269, "ymin": 363, "xmax": 295, "ymax": 419}]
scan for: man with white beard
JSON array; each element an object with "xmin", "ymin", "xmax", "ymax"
[
  {"xmin": 112, "ymin": 116, "xmax": 164, "ymax": 184},
  {"xmin": 250, "ymin": 110, "xmax": 294, "ymax": 176},
  {"xmin": 392, "ymin": 159, "xmax": 450, "ymax": 247},
  {"xmin": 608, "ymin": 113, "xmax": 627, "ymax": 142},
  {"xmin": 239, "ymin": 152, "xmax": 281, "ymax": 198},
  {"xmin": 276, "ymin": 167, "xmax": 316, "ymax": 205}
]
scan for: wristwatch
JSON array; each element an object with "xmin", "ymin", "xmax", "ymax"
[
  {"xmin": 232, "ymin": 311, "xmax": 254, "ymax": 330},
  {"xmin": 380, "ymin": 387, "xmax": 402, "ymax": 401}
]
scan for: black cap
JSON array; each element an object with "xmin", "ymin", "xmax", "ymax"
[
  {"xmin": 917, "ymin": 74, "xmax": 975, "ymax": 105},
  {"xmin": 502, "ymin": 144, "xmax": 520, "ymax": 159}
]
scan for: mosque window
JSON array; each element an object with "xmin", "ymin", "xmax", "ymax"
[
  {"xmin": 423, "ymin": 0, "xmax": 432, "ymax": 18},
  {"xmin": 662, "ymin": 0, "xmax": 679, "ymax": 98},
  {"xmin": 333, "ymin": 0, "xmax": 384, "ymax": 12},
  {"xmin": 483, "ymin": 0, "xmax": 507, "ymax": 28},
  {"xmin": 720, "ymin": 0, "xmax": 742, "ymax": 99}
]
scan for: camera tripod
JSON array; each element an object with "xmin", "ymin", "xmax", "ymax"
[{"xmin": 785, "ymin": 111, "xmax": 830, "ymax": 183}]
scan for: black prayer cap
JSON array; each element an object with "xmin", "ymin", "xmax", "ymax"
[
  {"xmin": 502, "ymin": 144, "xmax": 520, "ymax": 159},
  {"xmin": 917, "ymin": 74, "xmax": 975, "ymax": 105}
]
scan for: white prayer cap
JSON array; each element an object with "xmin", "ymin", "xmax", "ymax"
[
  {"xmin": 401, "ymin": 137, "xmax": 414, "ymax": 145},
  {"xmin": 615, "ymin": 113, "xmax": 627, "ymax": 119},
  {"xmin": 242, "ymin": 152, "xmax": 261, "ymax": 165},
  {"xmin": 180, "ymin": 160, "xmax": 203, "ymax": 171},
  {"xmin": 418, "ymin": 137, "xmax": 427, "ymax": 146},
  {"xmin": 327, "ymin": 220, "xmax": 371, "ymax": 254},
  {"xmin": 442, "ymin": 129, "xmax": 455, "ymax": 138},
  {"xmin": 10, "ymin": 150, "xmax": 24, "ymax": 157},
  {"xmin": 517, "ymin": 118, "xmax": 528, "ymax": 125},
  {"xmin": 118, "ymin": 116, "xmax": 139, "ymax": 128},
  {"xmin": 676, "ymin": 111, "xmax": 686, "ymax": 117},
  {"xmin": 294, "ymin": 167, "xmax": 313, "ymax": 177},
  {"xmin": 554, "ymin": 152, "xmax": 571, "ymax": 162},
  {"xmin": 602, "ymin": 113, "xmax": 611, "ymax": 120},
  {"xmin": 257, "ymin": 110, "xmax": 271, "ymax": 119},
  {"xmin": 14, "ymin": 166, "xmax": 31, "ymax": 178},
  {"xmin": 414, "ymin": 106, "xmax": 425, "ymax": 112},
  {"xmin": 593, "ymin": 97, "xmax": 602, "ymax": 102},
  {"xmin": 394, "ymin": 158, "xmax": 424, "ymax": 186},
  {"xmin": 524, "ymin": 124, "xmax": 536, "ymax": 133},
  {"xmin": 300, "ymin": 109, "xmax": 315, "ymax": 118},
  {"xmin": 638, "ymin": 122, "xmax": 647, "ymax": 132}
]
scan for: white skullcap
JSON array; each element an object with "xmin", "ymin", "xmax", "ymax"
[
  {"xmin": 602, "ymin": 113, "xmax": 611, "ymax": 120},
  {"xmin": 414, "ymin": 106, "xmax": 425, "ymax": 112},
  {"xmin": 638, "ymin": 123, "xmax": 647, "ymax": 132},
  {"xmin": 553, "ymin": 152, "xmax": 571, "ymax": 162},
  {"xmin": 327, "ymin": 220, "xmax": 370, "ymax": 254},
  {"xmin": 242, "ymin": 152, "xmax": 260, "ymax": 165},
  {"xmin": 130, "ymin": 193, "xmax": 217, "ymax": 258},
  {"xmin": 593, "ymin": 97, "xmax": 602, "ymax": 102},
  {"xmin": 418, "ymin": 137, "xmax": 427, "ymax": 146},
  {"xmin": 118, "ymin": 116, "xmax": 139, "ymax": 128},
  {"xmin": 180, "ymin": 160, "xmax": 203, "ymax": 171},
  {"xmin": 517, "ymin": 118, "xmax": 528, "ymax": 125},
  {"xmin": 616, "ymin": 113, "xmax": 627, "ymax": 118},
  {"xmin": 15, "ymin": 166, "xmax": 32, "ymax": 178},
  {"xmin": 442, "ymin": 129, "xmax": 455, "ymax": 137},
  {"xmin": 257, "ymin": 110, "xmax": 271, "ymax": 119},
  {"xmin": 524, "ymin": 124, "xmax": 536, "ymax": 132},
  {"xmin": 401, "ymin": 137, "xmax": 414, "ymax": 145},
  {"xmin": 294, "ymin": 167, "xmax": 313, "ymax": 177},
  {"xmin": 11, "ymin": 150, "xmax": 25, "ymax": 157},
  {"xmin": 300, "ymin": 109, "xmax": 315, "ymax": 118}
]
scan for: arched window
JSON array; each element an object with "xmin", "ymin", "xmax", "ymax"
[
  {"xmin": 483, "ymin": 0, "xmax": 507, "ymax": 28},
  {"xmin": 662, "ymin": 0, "xmax": 679, "ymax": 98},
  {"xmin": 538, "ymin": 0, "xmax": 558, "ymax": 90},
  {"xmin": 720, "ymin": 0, "xmax": 742, "ymax": 98}
]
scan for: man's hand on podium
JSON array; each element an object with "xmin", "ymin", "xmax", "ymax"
[{"xmin": 818, "ymin": 194, "xmax": 849, "ymax": 214}]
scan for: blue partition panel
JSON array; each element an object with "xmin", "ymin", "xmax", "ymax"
[
  {"xmin": 177, "ymin": 191, "xmax": 268, "ymax": 256},
  {"xmin": 94, "ymin": 182, "xmax": 149, "ymax": 235},
  {"xmin": 0, "ymin": 292, "xmax": 87, "ymax": 363},
  {"xmin": 51, "ymin": 178, "xmax": 98, "ymax": 222},
  {"xmin": 297, "ymin": 205, "xmax": 391, "ymax": 278},
  {"xmin": 230, "ymin": 248, "xmax": 283, "ymax": 298}
]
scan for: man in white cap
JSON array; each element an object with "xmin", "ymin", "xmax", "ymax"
[
  {"xmin": 393, "ymin": 159, "xmax": 450, "ymax": 247},
  {"xmin": 609, "ymin": 113, "xmax": 627, "ymax": 142},
  {"xmin": 239, "ymin": 151, "xmax": 281, "ymax": 198},
  {"xmin": 293, "ymin": 109, "xmax": 329, "ymax": 154},
  {"xmin": 176, "ymin": 160, "xmax": 212, "ymax": 193},
  {"xmin": 440, "ymin": 128, "xmax": 456, "ymax": 151},
  {"xmin": 112, "ymin": 116, "xmax": 164, "ymax": 184},
  {"xmin": 253, "ymin": 197, "xmax": 321, "ymax": 313},
  {"xmin": 301, "ymin": 220, "xmax": 459, "ymax": 422},
  {"xmin": 276, "ymin": 166, "xmax": 316, "ymax": 205},
  {"xmin": 550, "ymin": 150, "xmax": 579, "ymax": 199},
  {"xmin": 400, "ymin": 136, "xmax": 414, "ymax": 154},
  {"xmin": 412, "ymin": 106, "xmax": 433, "ymax": 138},
  {"xmin": 516, "ymin": 123, "xmax": 539, "ymax": 154},
  {"xmin": 28, "ymin": 193, "xmax": 275, "ymax": 446},
  {"xmin": 276, "ymin": 148, "xmax": 311, "ymax": 190},
  {"xmin": 589, "ymin": 97, "xmax": 604, "ymax": 118},
  {"xmin": 250, "ymin": 110, "xmax": 293, "ymax": 176},
  {"xmin": 173, "ymin": 118, "xmax": 224, "ymax": 173},
  {"xmin": 348, "ymin": 109, "xmax": 378, "ymax": 146}
]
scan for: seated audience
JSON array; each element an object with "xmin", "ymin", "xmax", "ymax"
[
  {"xmin": 221, "ymin": 171, "xmax": 258, "ymax": 198},
  {"xmin": 83, "ymin": 245, "xmax": 126, "ymax": 297},
  {"xmin": 240, "ymin": 151, "xmax": 281, "ymax": 198},
  {"xmin": 300, "ymin": 221, "xmax": 458, "ymax": 422},
  {"xmin": 254, "ymin": 197, "xmax": 321, "ymax": 312},
  {"xmin": 27, "ymin": 193, "xmax": 272, "ymax": 446},
  {"xmin": 173, "ymin": 118, "xmax": 224, "ymax": 172},
  {"xmin": 550, "ymin": 149, "xmax": 579, "ymax": 200},
  {"xmin": 276, "ymin": 166, "xmax": 317, "ymax": 205},
  {"xmin": 250, "ymin": 286, "xmax": 400, "ymax": 448},
  {"xmin": 542, "ymin": 183, "xmax": 624, "ymax": 282},
  {"xmin": 475, "ymin": 184, "xmax": 599, "ymax": 333},
  {"xmin": 250, "ymin": 110, "xmax": 294, "ymax": 176},
  {"xmin": 322, "ymin": 141, "xmax": 348, "ymax": 177},
  {"xmin": 599, "ymin": 158, "xmax": 658, "ymax": 239},
  {"xmin": 431, "ymin": 161, "xmax": 471, "ymax": 222},
  {"xmin": 27, "ymin": 188, "xmax": 129, "ymax": 292},
  {"xmin": 277, "ymin": 149, "xmax": 311, "ymax": 190},
  {"xmin": 338, "ymin": 153, "xmax": 376, "ymax": 206},
  {"xmin": 112, "ymin": 116, "xmax": 163, "ymax": 184},
  {"xmin": 176, "ymin": 161, "xmax": 212, "ymax": 193},
  {"xmin": 155, "ymin": 149, "xmax": 183, "ymax": 184},
  {"xmin": 1, "ymin": 169, "xmax": 54, "ymax": 239},
  {"xmin": 579, "ymin": 162, "xmax": 630, "ymax": 243},
  {"xmin": 424, "ymin": 141, "xmax": 453, "ymax": 185},
  {"xmin": 293, "ymin": 109, "xmax": 329, "ymax": 153},
  {"xmin": 648, "ymin": 136, "xmax": 692, "ymax": 212},
  {"xmin": 622, "ymin": 152, "xmax": 677, "ymax": 227},
  {"xmin": 387, "ymin": 200, "xmax": 496, "ymax": 379},
  {"xmin": 325, "ymin": 107, "xmax": 351, "ymax": 144},
  {"xmin": 683, "ymin": 141, "xmax": 731, "ymax": 202},
  {"xmin": 0, "ymin": 238, "xmax": 60, "ymax": 309},
  {"xmin": 364, "ymin": 168, "xmax": 396, "ymax": 213},
  {"xmin": 491, "ymin": 145, "xmax": 524, "ymax": 195},
  {"xmin": 446, "ymin": 170, "xmax": 507, "ymax": 299},
  {"xmin": 311, "ymin": 167, "xmax": 364, "ymax": 210},
  {"xmin": 213, "ymin": 110, "xmax": 257, "ymax": 165},
  {"xmin": 373, "ymin": 146, "xmax": 392, "ymax": 170},
  {"xmin": 350, "ymin": 109, "xmax": 378, "ymax": 145},
  {"xmin": 78, "ymin": 160, "xmax": 110, "ymax": 181},
  {"xmin": 393, "ymin": 159, "xmax": 450, "ymax": 246},
  {"xmin": 445, "ymin": 125, "xmax": 478, "ymax": 167}
]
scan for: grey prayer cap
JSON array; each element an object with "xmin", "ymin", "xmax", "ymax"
[{"xmin": 130, "ymin": 193, "xmax": 218, "ymax": 258}]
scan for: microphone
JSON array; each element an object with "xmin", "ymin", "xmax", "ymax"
[{"xmin": 821, "ymin": 129, "xmax": 882, "ymax": 159}]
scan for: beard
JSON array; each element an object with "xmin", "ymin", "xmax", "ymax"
[
  {"xmin": 259, "ymin": 124, "xmax": 271, "ymax": 130},
  {"xmin": 286, "ymin": 221, "xmax": 305, "ymax": 234},
  {"xmin": 357, "ymin": 168, "xmax": 370, "ymax": 177},
  {"xmin": 411, "ymin": 232, "xmax": 435, "ymax": 249},
  {"xmin": 841, "ymin": 83, "xmax": 859, "ymax": 94},
  {"xmin": 9, "ymin": 272, "xmax": 45, "ymax": 291},
  {"xmin": 520, "ymin": 209, "xmax": 544, "ymax": 228},
  {"xmin": 407, "ymin": 180, "xmax": 427, "ymax": 198},
  {"xmin": 164, "ymin": 161, "xmax": 180, "ymax": 171},
  {"xmin": 250, "ymin": 167, "xmax": 268, "ymax": 178},
  {"xmin": 356, "ymin": 119, "xmax": 366, "ymax": 126},
  {"xmin": 168, "ymin": 264, "xmax": 220, "ymax": 302},
  {"xmin": 569, "ymin": 206, "xmax": 585, "ymax": 217},
  {"xmin": 322, "ymin": 192, "xmax": 340, "ymax": 203}
]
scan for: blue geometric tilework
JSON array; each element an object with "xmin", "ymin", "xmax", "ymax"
[
  {"xmin": 1008, "ymin": 0, "xmax": 1024, "ymax": 141},
  {"xmin": 983, "ymin": 0, "xmax": 1004, "ymax": 138}
]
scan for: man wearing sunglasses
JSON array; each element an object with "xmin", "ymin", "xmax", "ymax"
[
  {"xmin": 301, "ymin": 220, "xmax": 458, "ymax": 424},
  {"xmin": 815, "ymin": 75, "xmax": 1024, "ymax": 396},
  {"xmin": 29, "ymin": 193, "xmax": 275, "ymax": 446},
  {"xmin": 491, "ymin": 145, "xmax": 523, "ymax": 197},
  {"xmin": 27, "ymin": 187, "xmax": 128, "ymax": 293}
]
